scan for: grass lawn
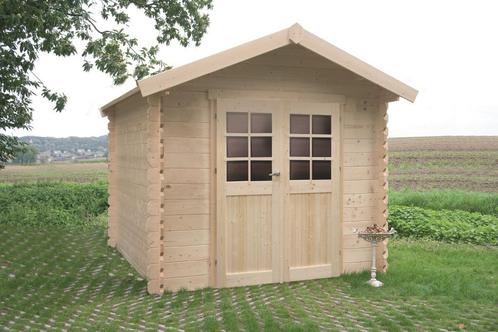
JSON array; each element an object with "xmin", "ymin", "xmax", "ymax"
[{"xmin": 1, "ymin": 224, "xmax": 496, "ymax": 331}]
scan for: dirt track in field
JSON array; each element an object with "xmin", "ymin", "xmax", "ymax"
[{"xmin": 388, "ymin": 136, "xmax": 498, "ymax": 192}]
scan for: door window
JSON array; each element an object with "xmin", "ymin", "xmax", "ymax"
[
  {"xmin": 289, "ymin": 114, "xmax": 332, "ymax": 180},
  {"xmin": 226, "ymin": 112, "xmax": 272, "ymax": 181}
]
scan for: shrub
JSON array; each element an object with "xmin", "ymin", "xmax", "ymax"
[
  {"xmin": 0, "ymin": 182, "xmax": 108, "ymax": 227},
  {"xmin": 389, "ymin": 205, "xmax": 498, "ymax": 246},
  {"xmin": 389, "ymin": 190, "xmax": 498, "ymax": 217}
]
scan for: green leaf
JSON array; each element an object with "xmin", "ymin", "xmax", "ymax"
[{"xmin": 0, "ymin": 0, "xmax": 213, "ymax": 162}]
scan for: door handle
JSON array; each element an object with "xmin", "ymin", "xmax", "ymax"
[{"xmin": 269, "ymin": 171, "xmax": 280, "ymax": 177}]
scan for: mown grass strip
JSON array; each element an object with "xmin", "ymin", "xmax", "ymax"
[{"xmin": 390, "ymin": 189, "xmax": 498, "ymax": 216}]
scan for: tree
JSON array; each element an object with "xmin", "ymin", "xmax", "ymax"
[
  {"xmin": 0, "ymin": 0, "xmax": 213, "ymax": 167},
  {"xmin": 12, "ymin": 144, "xmax": 38, "ymax": 164}
]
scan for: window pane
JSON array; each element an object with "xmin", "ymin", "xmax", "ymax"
[
  {"xmin": 312, "ymin": 138, "xmax": 331, "ymax": 157},
  {"xmin": 312, "ymin": 115, "xmax": 331, "ymax": 134},
  {"xmin": 312, "ymin": 161, "xmax": 331, "ymax": 180},
  {"xmin": 290, "ymin": 160, "xmax": 310, "ymax": 180},
  {"xmin": 251, "ymin": 113, "xmax": 272, "ymax": 133},
  {"xmin": 251, "ymin": 161, "xmax": 272, "ymax": 181},
  {"xmin": 290, "ymin": 114, "xmax": 310, "ymax": 134},
  {"xmin": 227, "ymin": 161, "xmax": 248, "ymax": 181},
  {"xmin": 227, "ymin": 137, "xmax": 248, "ymax": 157},
  {"xmin": 227, "ymin": 112, "xmax": 248, "ymax": 133},
  {"xmin": 251, "ymin": 137, "xmax": 272, "ymax": 157},
  {"xmin": 290, "ymin": 137, "xmax": 310, "ymax": 157}
]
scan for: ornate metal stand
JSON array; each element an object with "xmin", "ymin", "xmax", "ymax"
[{"xmin": 357, "ymin": 229, "xmax": 396, "ymax": 287}]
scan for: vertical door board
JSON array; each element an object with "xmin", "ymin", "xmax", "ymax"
[{"xmin": 216, "ymin": 95, "xmax": 343, "ymax": 286}]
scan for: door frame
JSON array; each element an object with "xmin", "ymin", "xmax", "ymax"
[{"xmin": 209, "ymin": 89, "xmax": 345, "ymax": 288}]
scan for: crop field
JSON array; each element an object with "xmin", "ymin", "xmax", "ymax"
[
  {"xmin": 389, "ymin": 136, "xmax": 498, "ymax": 192},
  {"xmin": 0, "ymin": 162, "xmax": 108, "ymax": 184}
]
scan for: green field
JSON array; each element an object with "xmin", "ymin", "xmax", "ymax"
[
  {"xmin": 0, "ymin": 136, "xmax": 497, "ymax": 329},
  {"xmin": 0, "ymin": 162, "xmax": 108, "ymax": 183}
]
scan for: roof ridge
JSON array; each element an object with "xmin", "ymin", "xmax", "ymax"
[{"xmin": 101, "ymin": 23, "xmax": 417, "ymax": 114}]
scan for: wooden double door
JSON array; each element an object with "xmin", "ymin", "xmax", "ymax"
[{"xmin": 216, "ymin": 97, "xmax": 341, "ymax": 287}]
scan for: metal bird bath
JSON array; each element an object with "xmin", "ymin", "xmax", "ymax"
[{"xmin": 357, "ymin": 228, "xmax": 396, "ymax": 287}]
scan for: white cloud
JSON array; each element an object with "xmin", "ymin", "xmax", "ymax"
[{"xmin": 11, "ymin": 0, "xmax": 498, "ymax": 137}]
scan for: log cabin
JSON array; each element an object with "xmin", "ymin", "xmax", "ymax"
[{"xmin": 100, "ymin": 23, "xmax": 417, "ymax": 294}]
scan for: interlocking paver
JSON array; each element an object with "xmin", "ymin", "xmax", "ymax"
[{"xmin": 1, "ymin": 225, "xmax": 496, "ymax": 331}]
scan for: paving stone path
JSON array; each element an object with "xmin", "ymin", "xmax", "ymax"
[{"xmin": 0, "ymin": 226, "xmax": 496, "ymax": 331}]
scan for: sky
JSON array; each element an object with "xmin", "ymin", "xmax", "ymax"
[{"xmin": 11, "ymin": 0, "xmax": 498, "ymax": 138}]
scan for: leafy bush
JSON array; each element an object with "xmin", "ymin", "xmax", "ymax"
[
  {"xmin": 0, "ymin": 182, "xmax": 108, "ymax": 227},
  {"xmin": 389, "ymin": 205, "xmax": 498, "ymax": 246},
  {"xmin": 390, "ymin": 190, "xmax": 498, "ymax": 217}
]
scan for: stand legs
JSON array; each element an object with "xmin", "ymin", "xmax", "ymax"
[{"xmin": 367, "ymin": 240, "xmax": 383, "ymax": 287}]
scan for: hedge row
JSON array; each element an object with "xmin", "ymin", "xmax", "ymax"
[
  {"xmin": 1, "ymin": 183, "xmax": 497, "ymax": 246},
  {"xmin": 389, "ymin": 205, "xmax": 498, "ymax": 246},
  {"xmin": 0, "ymin": 182, "xmax": 108, "ymax": 227}
]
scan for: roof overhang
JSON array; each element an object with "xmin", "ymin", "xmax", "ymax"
[
  {"xmin": 101, "ymin": 23, "xmax": 418, "ymax": 116},
  {"xmin": 99, "ymin": 86, "xmax": 140, "ymax": 117}
]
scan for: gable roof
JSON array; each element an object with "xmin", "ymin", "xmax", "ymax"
[{"xmin": 101, "ymin": 23, "xmax": 417, "ymax": 115}]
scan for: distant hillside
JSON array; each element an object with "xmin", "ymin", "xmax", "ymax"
[
  {"xmin": 21, "ymin": 135, "xmax": 107, "ymax": 153},
  {"xmin": 19, "ymin": 136, "xmax": 108, "ymax": 162}
]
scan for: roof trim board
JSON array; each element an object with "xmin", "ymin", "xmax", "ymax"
[
  {"xmin": 137, "ymin": 23, "xmax": 417, "ymax": 102},
  {"xmin": 297, "ymin": 27, "xmax": 418, "ymax": 102},
  {"xmin": 137, "ymin": 26, "xmax": 292, "ymax": 98},
  {"xmin": 101, "ymin": 23, "xmax": 417, "ymax": 115}
]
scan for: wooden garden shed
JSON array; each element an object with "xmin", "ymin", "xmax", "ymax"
[{"xmin": 100, "ymin": 24, "xmax": 417, "ymax": 294}]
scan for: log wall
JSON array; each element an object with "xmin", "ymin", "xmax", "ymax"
[
  {"xmin": 107, "ymin": 93, "xmax": 162, "ymax": 293},
  {"xmin": 160, "ymin": 91, "xmax": 211, "ymax": 291},
  {"xmin": 108, "ymin": 43, "xmax": 394, "ymax": 293}
]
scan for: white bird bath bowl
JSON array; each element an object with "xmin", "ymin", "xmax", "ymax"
[{"xmin": 357, "ymin": 229, "xmax": 396, "ymax": 287}]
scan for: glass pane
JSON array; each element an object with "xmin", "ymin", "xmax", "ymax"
[
  {"xmin": 312, "ymin": 115, "xmax": 331, "ymax": 134},
  {"xmin": 251, "ymin": 137, "xmax": 272, "ymax": 157},
  {"xmin": 251, "ymin": 113, "xmax": 272, "ymax": 133},
  {"xmin": 312, "ymin": 161, "xmax": 331, "ymax": 180},
  {"xmin": 312, "ymin": 138, "xmax": 331, "ymax": 157},
  {"xmin": 227, "ymin": 112, "xmax": 248, "ymax": 133},
  {"xmin": 227, "ymin": 137, "xmax": 248, "ymax": 157},
  {"xmin": 290, "ymin": 137, "xmax": 310, "ymax": 157},
  {"xmin": 290, "ymin": 137, "xmax": 309, "ymax": 157},
  {"xmin": 251, "ymin": 161, "xmax": 272, "ymax": 181},
  {"xmin": 290, "ymin": 114, "xmax": 310, "ymax": 134},
  {"xmin": 227, "ymin": 161, "xmax": 248, "ymax": 181},
  {"xmin": 290, "ymin": 160, "xmax": 310, "ymax": 180}
]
